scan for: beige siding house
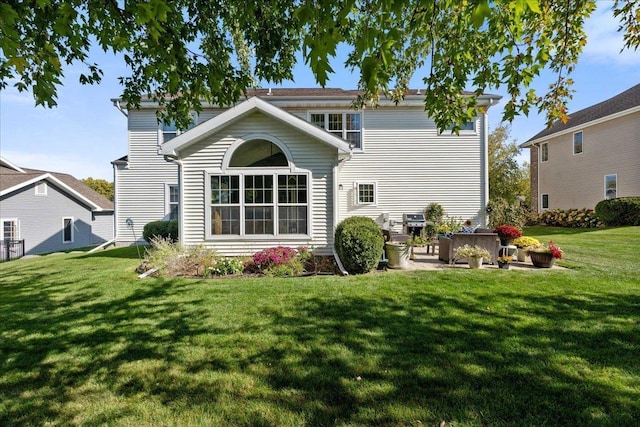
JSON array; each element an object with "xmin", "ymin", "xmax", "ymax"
[
  {"xmin": 521, "ymin": 83, "xmax": 640, "ymax": 212},
  {"xmin": 113, "ymin": 88, "xmax": 501, "ymax": 255}
]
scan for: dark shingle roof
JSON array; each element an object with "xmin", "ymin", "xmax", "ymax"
[
  {"xmin": 0, "ymin": 165, "xmax": 114, "ymax": 211},
  {"xmin": 526, "ymin": 83, "xmax": 640, "ymax": 143}
]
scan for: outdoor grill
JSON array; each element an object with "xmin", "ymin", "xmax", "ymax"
[{"xmin": 402, "ymin": 213, "xmax": 427, "ymax": 237}]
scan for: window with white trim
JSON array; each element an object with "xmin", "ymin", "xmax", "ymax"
[
  {"xmin": 541, "ymin": 194, "xmax": 549, "ymax": 210},
  {"xmin": 356, "ymin": 182, "xmax": 377, "ymax": 205},
  {"xmin": 445, "ymin": 121, "xmax": 475, "ymax": 132},
  {"xmin": 310, "ymin": 112, "xmax": 362, "ymax": 149},
  {"xmin": 1, "ymin": 219, "xmax": 19, "ymax": 240},
  {"xmin": 62, "ymin": 217, "xmax": 74, "ymax": 243},
  {"xmin": 541, "ymin": 142, "xmax": 549, "ymax": 162},
  {"xmin": 605, "ymin": 174, "xmax": 617, "ymax": 200},
  {"xmin": 573, "ymin": 131, "xmax": 583, "ymax": 155},
  {"xmin": 160, "ymin": 113, "xmax": 198, "ymax": 143},
  {"xmin": 166, "ymin": 184, "xmax": 179, "ymax": 221},
  {"xmin": 35, "ymin": 182, "xmax": 47, "ymax": 196},
  {"xmin": 208, "ymin": 139, "xmax": 309, "ymax": 237}
]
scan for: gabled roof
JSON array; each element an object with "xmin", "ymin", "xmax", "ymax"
[
  {"xmin": 522, "ymin": 83, "xmax": 640, "ymax": 146},
  {"xmin": 161, "ymin": 96, "xmax": 352, "ymax": 156},
  {"xmin": 0, "ymin": 163, "xmax": 114, "ymax": 211}
]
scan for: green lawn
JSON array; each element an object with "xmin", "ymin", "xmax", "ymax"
[{"xmin": 1, "ymin": 227, "xmax": 639, "ymax": 426}]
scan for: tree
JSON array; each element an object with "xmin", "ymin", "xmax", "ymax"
[
  {"xmin": 1, "ymin": 1, "xmax": 638, "ymax": 130},
  {"xmin": 81, "ymin": 177, "xmax": 114, "ymax": 201},
  {"xmin": 488, "ymin": 124, "xmax": 529, "ymax": 204}
]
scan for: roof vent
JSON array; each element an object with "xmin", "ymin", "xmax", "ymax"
[
  {"xmin": 267, "ymin": 88, "xmax": 272, "ymax": 96},
  {"xmin": 416, "ymin": 88, "xmax": 421, "ymax": 95}
]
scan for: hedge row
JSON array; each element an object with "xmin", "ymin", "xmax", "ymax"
[
  {"xmin": 595, "ymin": 197, "xmax": 640, "ymax": 226},
  {"xmin": 536, "ymin": 208, "xmax": 601, "ymax": 228}
]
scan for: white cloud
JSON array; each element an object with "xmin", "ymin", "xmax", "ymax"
[{"xmin": 582, "ymin": 3, "xmax": 640, "ymax": 66}]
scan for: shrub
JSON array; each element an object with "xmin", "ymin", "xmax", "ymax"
[
  {"xmin": 595, "ymin": 197, "xmax": 640, "ymax": 226},
  {"xmin": 252, "ymin": 246, "xmax": 308, "ymax": 276},
  {"xmin": 537, "ymin": 208, "xmax": 601, "ymax": 228},
  {"xmin": 334, "ymin": 216, "xmax": 384, "ymax": 275},
  {"xmin": 144, "ymin": 239, "xmax": 216, "ymax": 277},
  {"xmin": 142, "ymin": 220, "xmax": 178, "ymax": 243},
  {"xmin": 207, "ymin": 257, "xmax": 245, "ymax": 276},
  {"xmin": 486, "ymin": 199, "xmax": 528, "ymax": 229}
]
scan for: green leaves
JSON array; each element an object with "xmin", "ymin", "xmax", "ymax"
[{"xmin": 0, "ymin": 0, "xmax": 631, "ymax": 131}]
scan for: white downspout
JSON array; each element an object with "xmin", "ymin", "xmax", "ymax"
[
  {"xmin": 164, "ymin": 155, "xmax": 184, "ymax": 245},
  {"xmin": 482, "ymin": 110, "xmax": 490, "ymax": 227}
]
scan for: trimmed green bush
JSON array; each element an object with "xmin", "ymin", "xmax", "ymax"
[
  {"xmin": 334, "ymin": 216, "xmax": 384, "ymax": 275},
  {"xmin": 142, "ymin": 220, "xmax": 178, "ymax": 242},
  {"xmin": 595, "ymin": 197, "xmax": 640, "ymax": 226}
]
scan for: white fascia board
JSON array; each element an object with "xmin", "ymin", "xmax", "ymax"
[
  {"xmin": 521, "ymin": 105, "xmax": 640, "ymax": 148},
  {"xmin": 0, "ymin": 173, "xmax": 103, "ymax": 211},
  {"xmin": 161, "ymin": 97, "xmax": 351, "ymax": 156},
  {"xmin": 0, "ymin": 156, "xmax": 26, "ymax": 173}
]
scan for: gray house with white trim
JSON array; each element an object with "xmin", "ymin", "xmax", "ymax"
[
  {"xmin": 521, "ymin": 83, "xmax": 640, "ymax": 212},
  {"xmin": 0, "ymin": 156, "xmax": 114, "ymax": 256},
  {"xmin": 113, "ymin": 88, "xmax": 501, "ymax": 255}
]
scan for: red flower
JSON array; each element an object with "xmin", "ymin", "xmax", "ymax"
[
  {"xmin": 548, "ymin": 241, "xmax": 563, "ymax": 259},
  {"xmin": 493, "ymin": 225, "xmax": 522, "ymax": 239}
]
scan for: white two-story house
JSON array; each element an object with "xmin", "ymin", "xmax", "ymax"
[{"xmin": 112, "ymin": 88, "xmax": 501, "ymax": 255}]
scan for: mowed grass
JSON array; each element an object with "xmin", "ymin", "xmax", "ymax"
[{"xmin": 0, "ymin": 227, "xmax": 639, "ymax": 426}]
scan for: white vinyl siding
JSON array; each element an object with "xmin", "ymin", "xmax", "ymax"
[
  {"xmin": 179, "ymin": 111, "xmax": 336, "ymax": 255},
  {"xmin": 338, "ymin": 108, "xmax": 487, "ymax": 228}
]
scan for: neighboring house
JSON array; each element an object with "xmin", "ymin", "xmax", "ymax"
[
  {"xmin": 0, "ymin": 156, "xmax": 114, "ymax": 257},
  {"xmin": 112, "ymin": 88, "xmax": 501, "ymax": 255},
  {"xmin": 521, "ymin": 83, "xmax": 640, "ymax": 212}
]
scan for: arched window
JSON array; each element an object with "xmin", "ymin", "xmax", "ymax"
[
  {"xmin": 229, "ymin": 139, "xmax": 288, "ymax": 167},
  {"xmin": 208, "ymin": 138, "xmax": 309, "ymax": 237}
]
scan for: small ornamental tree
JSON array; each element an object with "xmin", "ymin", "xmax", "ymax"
[{"xmin": 334, "ymin": 216, "xmax": 384, "ymax": 275}]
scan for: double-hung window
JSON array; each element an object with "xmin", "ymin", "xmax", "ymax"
[
  {"xmin": 209, "ymin": 139, "xmax": 309, "ymax": 237},
  {"xmin": 310, "ymin": 112, "xmax": 362, "ymax": 149},
  {"xmin": 167, "ymin": 184, "xmax": 179, "ymax": 221},
  {"xmin": 1, "ymin": 219, "xmax": 19, "ymax": 240},
  {"xmin": 161, "ymin": 113, "xmax": 199, "ymax": 143}
]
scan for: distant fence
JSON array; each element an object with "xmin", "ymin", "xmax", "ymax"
[{"xmin": 1, "ymin": 240, "xmax": 25, "ymax": 262}]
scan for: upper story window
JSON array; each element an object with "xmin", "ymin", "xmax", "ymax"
[
  {"xmin": 310, "ymin": 112, "xmax": 362, "ymax": 150},
  {"xmin": 35, "ymin": 182, "xmax": 47, "ymax": 196},
  {"xmin": 605, "ymin": 174, "xmax": 617, "ymax": 200},
  {"xmin": 445, "ymin": 121, "xmax": 475, "ymax": 132},
  {"xmin": 541, "ymin": 142, "xmax": 549, "ymax": 162},
  {"xmin": 160, "ymin": 113, "xmax": 198, "ymax": 143},
  {"xmin": 573, "ymin": 131, "xmax": 583, "ymax": 155}
]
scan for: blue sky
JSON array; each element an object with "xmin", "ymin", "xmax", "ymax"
[{"xmin": 1, "ymin": 2, "xmax": 639, "ymax": 181}]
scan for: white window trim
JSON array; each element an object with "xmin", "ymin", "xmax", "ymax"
[
  {"xmin": 35, "ymin": 182, "xmax": 47, "ymax": 196},
  {"xmin": 205, "ymin": 169, "xmax": 312, "ymax": 240},
  {"xmin": 355, "ymin": 181, "xmax": 378, "ymax": 206},
  {"xmin": 62, "ymin": 217, "xmax": 74, "ymax": 244},
  {"xmin": 604, "ymin": 174, "xmax": 617, "ymax": 200},
  {"xmin": 1, "ymin": 218, "xmax": 20, "ymax": 240},
  {"xmin": 439, "ymin": 118, "xmax": 478, "ymax": 136},
  {"xmin": 158, "ymin": 112, "xmax": 199, "ymax": 145},
  {"xmin": 573, "ymin": 131, "xmax": 583, "ymax": 155},
  {"xmin": 540, "ymin": 142, "xmax": 549, "ymax": 163},
  {"xmin": 165, "ymin": 183, "xmax": 179, "ymax": 221},
  {"xmin": 307, "ymin": 111, "xmax": 364, "ymax": 151},
  {"xmin": 541, "ymin": 194, "xmax": 549, "ymax": 210}
]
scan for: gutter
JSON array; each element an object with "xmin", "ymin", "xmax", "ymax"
[
  {"xmin": 163, "ymin": 155, "xmax": 184, "ymax": 245},
  {"xmin": 112, "ymin": 99, "xmax": 128, "ymax": 117}
]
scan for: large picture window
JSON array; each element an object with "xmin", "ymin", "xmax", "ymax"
[
  {"xmin": 209, "ymin": 139, "xmax": 309, "ymax": 237},
  {"xmin": 310, "ymin": 112, "xmax": 362, "ymax": 149}
]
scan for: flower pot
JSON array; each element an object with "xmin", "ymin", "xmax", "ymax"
[
  {"xmin": 517, "ymin": 248, "xmax": 527, "ymax": 262},
  {"xmin": 500, "ymin": 237, "xmax": 512, "ymax": 246},
  {"xmin": 530, "ymin": 251, "xmax": 555, "ymax": 268},
  {"xmin": 498, "ymin": 261, "xmax": 510, "ymax": 269},
  {"xmin": 467, "ymin": 256, "xmax": 483, "ymax": 269},
  {"xmin": 386, "ymin": 242, "xmax": 410, "ymax": 269}
]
